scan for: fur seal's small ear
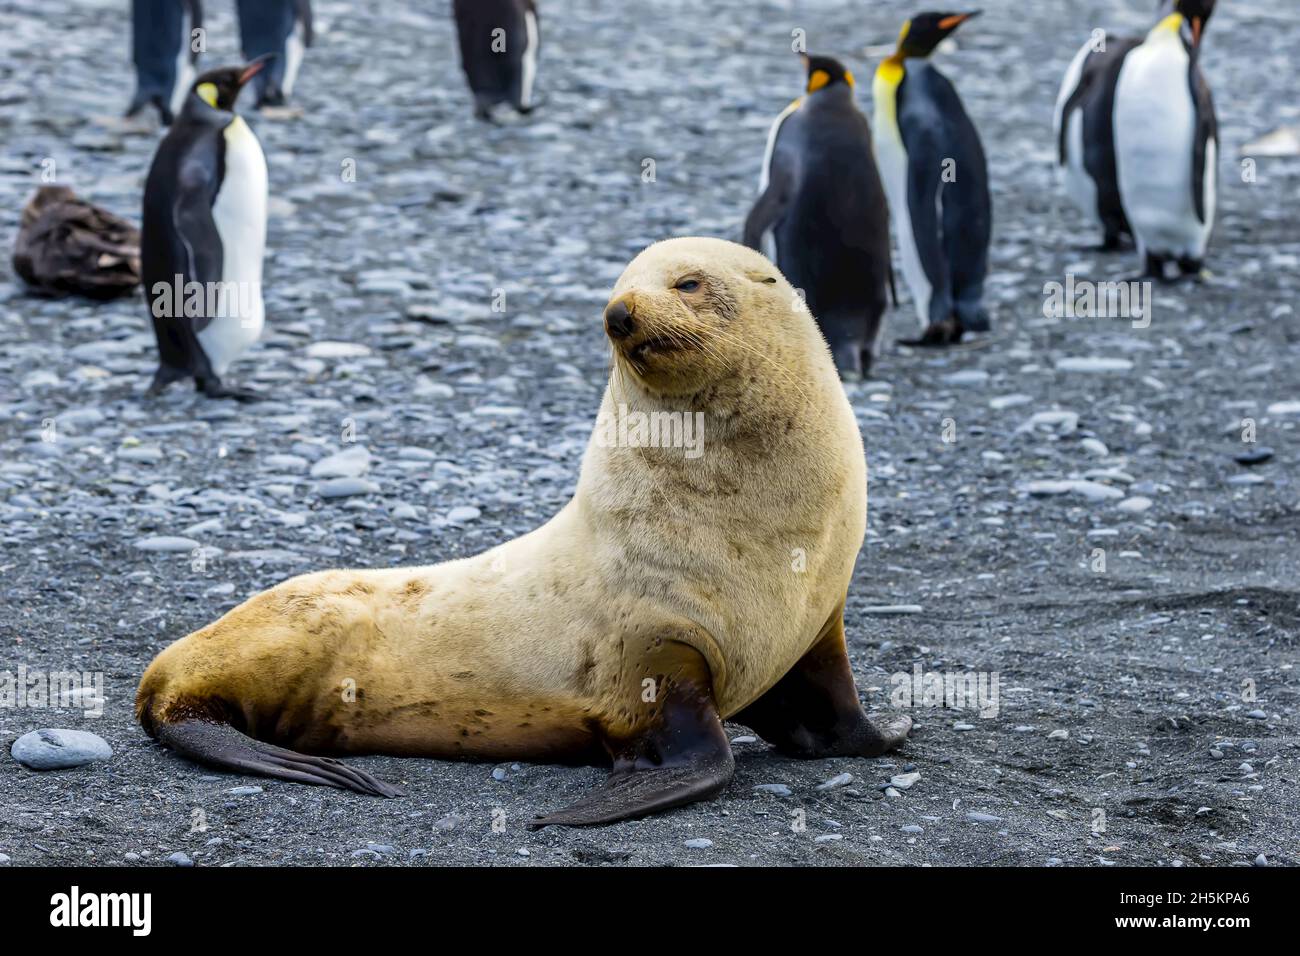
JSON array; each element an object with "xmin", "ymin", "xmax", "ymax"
[{"xmin": 745, "ymin": 271, "xmax": 780, "ymax": 285}]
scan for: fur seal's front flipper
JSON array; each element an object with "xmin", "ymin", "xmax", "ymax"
[
  {"xmin": 736, "ymin": 611, "xmax": 912, "ymax": 758},
  {"xmin": 156, "ymin": 720, "xmax": 403, "ymax": 797},
  {"xmin": 531, "ymin": 645, "xmax": 734, "ymax": 828}
]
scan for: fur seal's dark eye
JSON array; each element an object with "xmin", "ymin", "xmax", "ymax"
[{"xmin": 675, "ymin": 279, "xmax": 701, "ymax": 292}]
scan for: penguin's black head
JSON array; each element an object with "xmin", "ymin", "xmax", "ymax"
[
  {"xmin": 800, "ymin": 54, "xmax": 856, "ymax": 94},
  {"xmin": 189, "ymin": 56, "xmax": 274, "ymax": 112},
  {"xmin": 1174, "ymin": 0, "xmax": 1215, "ymax": 48},
  {"xmin": 895, "ymin": 10, "xmax": 981, "ymax": 58}
]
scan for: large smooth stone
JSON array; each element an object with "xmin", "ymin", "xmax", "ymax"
[{"xmin": 11, "ymin": 729, "xmax": 113, "ymax": 770}]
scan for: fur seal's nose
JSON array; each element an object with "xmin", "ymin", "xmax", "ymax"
[{"xmin": 604, "ymin": 299, "xmax": 637, "ymax": 340}]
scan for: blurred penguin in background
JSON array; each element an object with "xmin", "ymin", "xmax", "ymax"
[
  {"xmin": 1054, "ymin": 0, "xmax": 1179, "ymax": 251},
  {"xmin": 743, "ymin": 54, "xmax": 893, "ymax": 380},
  {"xmin": 236, "ymin": 0, "xmax": 312, "ymax": 108},
  {"xmin": 1113, "ymin": 0, "xmax": 1218, "ymax": 279},
  {"xmin": 872, "ymin": 11, "xmax": 992, "ymax": 346},
  {"xmin": 127, "ymin": 0, "xmax": 203, "ymax": 125},
  {"xmin": 453, "ymin": 0, "xmax": 540, "ymax": 120}
]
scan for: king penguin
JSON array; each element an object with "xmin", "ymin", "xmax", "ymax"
[
  {"xmin": 126, "ymin": 0, "xmax": 203, "ymax": 125},
  {"xmin": 1053, "ymin": 1, "xmax": 1176, "ymax": 250},
  {"xmin": 872, "ymin": 11, "xmax": 992, "ymax": 346},
  {"xmin": 452, "ymin": 0, "xmax": 541, "ymax": 121},
  {"xmin": 742, "ymin": 54, "xmax": 893, "ymax": 379},
  {"xmin": 141, "ymin": 60, "xmax": 271, "ymax": 401},
  {"xmin": 236, "ymin": 0, "xmax": 313, "ymax": 108},
  {"xmin": 1114, "ymin": 0, "xmax": 1218, "ymax": 279}
]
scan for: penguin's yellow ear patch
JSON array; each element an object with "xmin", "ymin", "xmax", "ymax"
[
  {"xmin": 844, "ymin": 70, "xmax": 856, "ymax": 88},
  {"xmin": 807, "ymin": 70, "xmax": 831, "ymax": 93},
  {"xmin": 196, "ymin": 82, "xmax": 219, "ymax": 107},
  {"xmin": 1156, "ymin": 12, "xmax": 1184, "ymax": 34}
]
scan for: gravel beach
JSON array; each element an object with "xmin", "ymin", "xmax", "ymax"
[{"xmin": 0, "ymin": 0, "xmax": 1296, "ymax": 867}]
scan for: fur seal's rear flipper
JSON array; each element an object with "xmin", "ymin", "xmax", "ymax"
[
  {"xmin": 156, "ymin": 720, "xmax": 403, "ymax": 797},
  {"xmin": 531, "ymin": 646, "xmax": 734, "ymax": 828},
  {"xmin": 736, "ymin": 611, "xmax": 912, "ymax": 758}
]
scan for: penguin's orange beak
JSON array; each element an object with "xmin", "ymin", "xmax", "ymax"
[
  {"xmin": 1190, "ymin": 16, "xmax": 1204, "ymax": 49},
  {"xmin": 238, "ymin": 54, "xmax": 275, "ymax": 87},
  {"xmin": 938, "ymin": 10, "xmax": 980, "ymax": 30}
]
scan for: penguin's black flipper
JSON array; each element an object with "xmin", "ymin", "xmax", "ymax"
[
  {"xmin": 143, "ymin": 147, "xmax": 224, "ymax": 387},
  {"xmin": 295, "ymin": 0, "xmax": 314, "ymax": 46},
  {"xmin": 171, "ymin": 158, "xmax": 225, "ymax": 337},
  {"xmin": 742, "ymin": 165, "xmax": 793, "ymax": 253},
  {"xmin": 901, "ymin": 129, "xmax": 953, "ymax": 329},
  {"xmin": 1189, "ymin": 65, "xmax": 1217, "ymax": 225}
]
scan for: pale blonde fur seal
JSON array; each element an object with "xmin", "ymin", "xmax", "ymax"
[{"xmin": 136, "ymin": 236, "xmax": 910, "ymax": 825}]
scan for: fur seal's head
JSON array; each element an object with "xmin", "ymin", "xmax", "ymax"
[{"xmin": 602, "ymin": 237, "xmax": 825, "ymax": 399}]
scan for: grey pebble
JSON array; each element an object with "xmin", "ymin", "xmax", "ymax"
[
  {"xmin": 817, "ymin": 772, "xmax": 854, "ymax": 791},
  {"xmin": 133, "ymin": 535, "xmax": 200, "ymax": 553},
  {"xmin": 317, "ymin": 477, "xmax": 381, "ymax": 498},
  {"xmin": 11, "ymin": 729, "xmax": 112, "ymax": 770},
  {"xmin": 310, "ymin": 446, "xmax": 372, "ymax": 479},
  {"xmin": 1233, "ymin": 447, "xmax": 1273, "ymax": 466}
]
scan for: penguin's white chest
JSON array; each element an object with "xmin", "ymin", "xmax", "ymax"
[
  {"xmin": 872, "ymin": 70, "xmax": 930, "ymax": 329},
  {"xmin": 199, "ymin": 116, "xmax": 268, "ymax": 376},
  {"xmin": 1114, "ymin": 35, "xmax": 1212, "ymax": 258}
]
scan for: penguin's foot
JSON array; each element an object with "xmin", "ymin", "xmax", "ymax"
[
  {"xmin": 859, "ymin": 350, "xmax": 875, "ymax": 381},
  {"xmin": 1137, "ymin": 252, "xmax": 1171, "ymax": 282},
  {"xmin": 1176, "ymin": 257, "xmax": 1208, "ymax": 281},
  {"xmin": 961, "ymin": 309, "xmax": 992, "ymax": 334},
  {"xmin": 123, "ymin": 91, "xmax": 170, "ymax": 123},
  {"xmin": 197, "ymin": 377, "xmax": 263, "ymax": 402},
  {"xmin": 830, "ymin": 341, "xmax": 865, "ymax": 382},
  {"xmin": 147, "ymin": 366, "xmax": 188, "ymax": 397},
  {"xmin": 123, "ymin": 94, "xmax": 149, "ymax": 119},
  {"xmin": 898, "ymin": 317, "xmax": 962, "ymax": 348}
]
